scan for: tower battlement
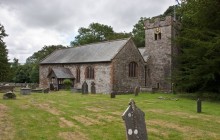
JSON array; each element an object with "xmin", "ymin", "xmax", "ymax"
[{"xmin": 144, "ymin": 16, "xmax": 174, "ymax": 29}]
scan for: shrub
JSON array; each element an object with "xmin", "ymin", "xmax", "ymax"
[{"xmin": 63, "ymin": 79, "xmax": 72, "ymax": 90}]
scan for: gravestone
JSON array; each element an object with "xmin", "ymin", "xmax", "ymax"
[
  {"xmin": 110, "ymin": 92, "xmax": 116, "ymax": 98},
  {"xmin": 20, "ymin": 87, "xmax": 31, "ymax": 95},
  {"xmin": 91, "ymin": 82, "xmax": 96, "ymax": 94},
  {"xmin": 197, "ymin": 98, "xmax": 202, "ymax": 113},
  {"xmin": 82, "ymin": 81, "xmax": 88, "ymax": 94},
  {"xmin": 122, "ymin": 99, "xmax": 148, "ymax": 140},
  {"xmin": 134, "ymin": 86, "xmax": 140, "ymax": 96},
  {"xmin": 3, "ymin": 91, "xmax": 16, "ymax": 99}
]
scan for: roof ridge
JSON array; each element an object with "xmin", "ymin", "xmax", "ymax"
[{"xmin": 55, "ymin": 38, "xmax": 131, "ymax": 51}]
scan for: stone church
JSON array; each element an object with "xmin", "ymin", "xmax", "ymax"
[{"xmin": 39, "ymin": 16, "xmax": 178, "ymax": 93}]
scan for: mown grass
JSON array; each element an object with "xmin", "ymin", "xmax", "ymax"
[{"xmin": 0, "ymin": 91, "xmax": 220, "ymax": 140}]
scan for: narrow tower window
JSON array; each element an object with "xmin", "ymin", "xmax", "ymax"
[
  {"xmin": 158, "ymin": 33, "xmax": 161, "ymax": 40},
  {"xmin": 154, "ymin": 33, "xmax": 157, "ymax": 40}
]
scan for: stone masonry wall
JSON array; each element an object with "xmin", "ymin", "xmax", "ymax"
[
  {"xmin": 39, "ymin": 63, "xmax": 112, "ymax": 93},
  {"xmin": 144, "ymin": 16, "xmax": 175, "ymax": 91},
  {"xmin": 112, "ymin": 39, "xmax": 145, "ymax": 93}
]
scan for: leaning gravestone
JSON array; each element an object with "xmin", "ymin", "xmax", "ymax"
[
  {"xmin": 134, "ymin": 86, "xmax": 140, "ymax": 96},
  {"xmin": 122, "ymin": 99, "xmax": 148, "ymax": 140},
  {"xmin": 3, "ymin": 91, "xmax": 16, "ymax": 99},
  {"xmin": 82, "ymin": 81, "xmax": 88, "ymax": 94},
  {"xmin": 91, "ymin": 82, "xmax": 96, "ymax": 94}
]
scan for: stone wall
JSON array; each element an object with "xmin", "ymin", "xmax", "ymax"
[
  {"xmin": 112, "ymin": 39, "xmax": 145, "ymax": 93},
  {"xmin": 144, "ymin": 16, "xmax": 178, "ymax": 91},
  {"xmin": 39, "ymin": 63, "xmax": 112, "ymax": 93}
]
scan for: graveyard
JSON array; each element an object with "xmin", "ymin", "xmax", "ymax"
[{"xmin": 0, "ymin": 90, "xmax": 220, "ymax": 140}]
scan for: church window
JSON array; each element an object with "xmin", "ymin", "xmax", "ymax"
[
  {"xmin": 154, "ymin": 28, "xmax": 161, "ymax": 40},
  {"xmin": 85, "ymin": 66, "xmax": 94, "ymax": 79},
  {"xmin": 129, "ymin": 62, "xmax": 138, "ymax": 77},
  {"xmin": 158, "ymin": 33, "xmax": 161, "ymax": 39},
  {"xmin": 154, "ymin": 33, "xmax": 157, "ymax": 40},
  {"xmin": 76, "ymin": 67, "xmax": 80, "ymax": 83}
]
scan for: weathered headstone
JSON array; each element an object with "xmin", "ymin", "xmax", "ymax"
[
  {"xmin": 91, "ymin": 82, "xmax": 96, "ymax": 94},
  {"xmin": 3, "ymin": 91, "xmax": 16, "ymax": 99},
  {"xmin": 20, "ymin": 87, "xmax": 31, "ymax": 95},
  {"xmin": 197, "ymin": 98, "xmax": 202, "ymax": 113},
  {"xmin": 122, "ymin": 99, "xmax": 148, "ymax": 140},
  {"xmin": 110, "ymin": 92, "xmax": 116, "ymax": 98},
  {"xmin": 82, "ymin": 81, "xmax": 88, "ymax": 94},
  {"xmin": 134, "ymin": 86, "xmax": 140, "ymax": 96}
]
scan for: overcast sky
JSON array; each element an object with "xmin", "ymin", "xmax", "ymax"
[{"xmin": 0, "ymin": 0, "xmax": 175, "ymax": 63}]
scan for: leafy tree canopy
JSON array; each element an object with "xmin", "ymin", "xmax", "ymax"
[
  {"xmin": 26, "ymin": 45, "xmax": 67, "ymax": 64},
  {"xmin": 174, "ymin": 0, "xmax": 220, "ymax": 93},
  {"xmin": 0, "ymin": 23, "xmax": 10, "ymax": 82},
  {"xmin": 132, "ymin": 17, "xmax": 147, "ymax": 48},
  {"xmin": 70, "ymin": 23, "xmax": 131, "ymax": 46}
]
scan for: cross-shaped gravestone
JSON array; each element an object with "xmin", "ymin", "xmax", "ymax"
[
  {"xmin": 91, "ymin": 82, "xmax": 96, "ymax": 94},
  {"xmin": 82, "ymin": 81, "xmax": 88, "ymax": 94},
  {"xmin": 122, "ymin": 99, "xmax": 148, "ymax": 140}
]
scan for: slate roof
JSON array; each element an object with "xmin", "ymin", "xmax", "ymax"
[
  {"xmin": 138, "ymin": 48, "xmax": 149, "ymax": 62},
  {"xmin": 40, "ymin": 38, "xmax": 130, "ymax": 64},
  {"xmin": 48, "ymin": 67, "xmax": 74, "ymax": 79}
]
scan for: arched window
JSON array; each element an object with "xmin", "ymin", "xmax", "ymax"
[
  {"xmin": 85, "ymin": 66, "xmax": 94, "ymax": 79},
  {"xmin": 76, "ymin": 67, "xmax": 80, "ymax": 83},
  {"xmin": 129, "ymin": 62, "xmax": 138, "ymax": 77}
]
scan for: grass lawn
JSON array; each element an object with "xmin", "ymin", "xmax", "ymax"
[{"xmin": 0, "ymin": 91, "xmax": 220, "ymax": 140}]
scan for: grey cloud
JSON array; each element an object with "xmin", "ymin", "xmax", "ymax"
[{"xmin": 0, "ymin": 0, "xmax": 174, "ymax": 63}]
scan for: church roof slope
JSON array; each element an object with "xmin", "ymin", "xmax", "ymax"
[
  {"xmin": 40, "ymin": 38, "xmax": 130, "ymax": 64},
  {"xmin": 48, "ymin": 67, "xmax": 74, "ymax": 79},
  {"xmin": 138, "ymin": 48, "xmax": 149, "ymax": 62}
]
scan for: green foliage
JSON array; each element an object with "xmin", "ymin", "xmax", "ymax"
[
  {"xmin": 174, "ymin": 0, "xmax": 220, "ymax": 93},
  {"xmin": 0, "ymin": 24, "xmax": 10, "ymax": 82},
  {"xmin": 63, "ymin": 79, "xmax": 72, "ymax": 90},
  {"xmin": 24, "ymin": 45, "xmax": 67, "ymax": 83},
  {"xmin": 132, "ymin": 17, "xmax": 146, "ymax": 48},
  {"xmin": 13, "ymin": 64, "xmax": 32, "ymax": 83},
  {"xmin": 8, "ymin": 58, "xmax": 20, "ymax": 82},
  {"xmin": 26, "ymin": 45, "xmax": 67, "ymax": 64},
  {"xmin": 70, "ymin": 23, "xmax": 131, "ymax": 46}
]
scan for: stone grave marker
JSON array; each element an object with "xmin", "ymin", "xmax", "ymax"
[
  {"xmin": 197, "ymin": 98, "xmax": 202, "ymax": 113},
  {"xmin": 134, "ymin": 86, "xmax": 140, "ymax": 96},
  {"xmin": 3, "ymin": 91, "xmax": 16, "ymax": 99},
  {"xmin": 122, "ymin": 99, "xmax": 148, "ymax": 140},
  {"xmin": 110, "ymin": 92, "xmax": 116, "ymax": 98},
  {"xmin": 82, "ymin": 81, "xmax": 88, "ymax": 94},
  {"xmin": 91, "ymin": 82, "xmax": 96, "ymax": 94}
]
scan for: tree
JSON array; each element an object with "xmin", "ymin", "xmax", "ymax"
[
  {"xmin": 13, "ymin": 64, "xmax": 32, "ymax": 83},
  {"xmin": 174, "ymin": 0, "xmax": 220, "ymax": 93},
  {"xmin": 26, "ymin": 45, "xmax": 67, "ymax": 64},
  {"xmin": 8, "ymin": 58, "xmax": 20, "ymax": 82},
  {"xmin": 25, "ymin": 45, "xmax": 67, "ymax": 83},
  {"xmin": 132, "ymin": 17, "xmax": 147, "ymax": 48},
  {"xmin": 0, "ymin": 24, "xmax": 10, "ymax": 82},
  {"xmin": 70, "ymin": 23, "xmax": 131, "ymax": 46}
]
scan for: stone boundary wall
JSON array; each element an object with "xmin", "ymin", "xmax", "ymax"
[{"xmin": 0, "ymin": 83, "xmax": 39, "ymax": 88}]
